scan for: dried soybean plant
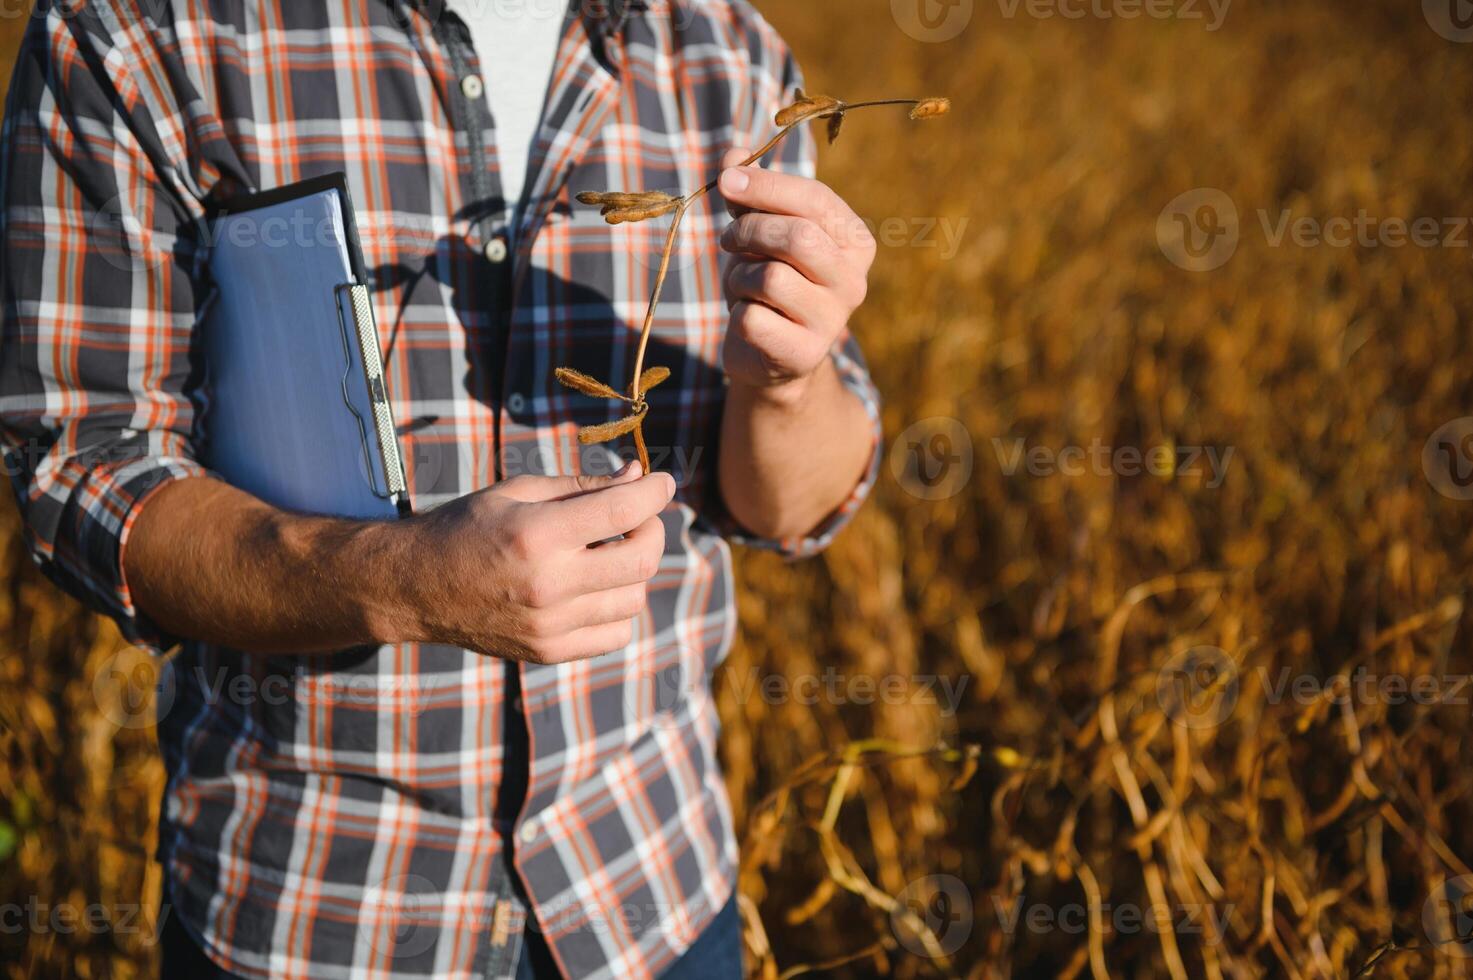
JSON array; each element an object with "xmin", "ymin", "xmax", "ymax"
[{"xmin": 555, "ymin": 92, "xmax": 951, "ymax": 471}]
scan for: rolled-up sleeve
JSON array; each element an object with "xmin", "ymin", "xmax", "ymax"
[
  {"xmin": 0, "ymin": 12, "xmax": 209, "ymax": 650},
  {"xmin": 710, "ymin": 29, "xmax": 884, "ymax": 560}
]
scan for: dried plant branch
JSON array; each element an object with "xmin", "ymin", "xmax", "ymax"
[
  {"xmin": 735, "ymin": 740, "xmax": 979, "ymax": 977},
  {"xmin": 556, "ymin": 92, "xmax": 950, "ymax": 471},
  {"xmin": 775, "ymin": 940, "xmax": 889, "ymax": 980}
]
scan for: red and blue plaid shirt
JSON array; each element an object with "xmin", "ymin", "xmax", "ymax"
[{"xmin": 0, "ymin": 0, "xmax": 879, "ymax": 977}]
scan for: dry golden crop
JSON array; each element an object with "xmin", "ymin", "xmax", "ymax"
[{"xmin": 5, "ymin": 1, "xmax": 1473, "ymax": 978}]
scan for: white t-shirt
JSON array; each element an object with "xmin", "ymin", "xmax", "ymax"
[{"xmin": 444, "ymin": 0, "xmax": 566, "ymax": 210}]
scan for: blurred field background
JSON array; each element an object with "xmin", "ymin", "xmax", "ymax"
[{"xmin": 6, "ymin": 0, "xmax": 1473, "ymax": 977}]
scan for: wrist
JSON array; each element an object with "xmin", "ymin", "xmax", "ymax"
[
  {"xmin": 366, "ymin": 517, "xmax": 439, "ymax": 646},
  {"xmin": 284, "ymin": 513, "xmax": 431, "ymax": 647},
  {"xmin": 730, "ymin": 357, "xmax": 835, "ymax": 412}
]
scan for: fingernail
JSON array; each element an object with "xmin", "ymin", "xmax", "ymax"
[
  {"xmin": 721, "ymin": 168, "xmax": 749, "ymax": 194},
  {"xmin": 624, "ymin": 460, "xmax": 644, "ymax": 480}
]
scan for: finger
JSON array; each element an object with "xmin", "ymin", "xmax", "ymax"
[
  {"xmin": 717, "ymin": 166, "xmax": 874, "ymax": 255},
  {"xmin": 542, "ymin": 471, "xmax": 676, "ymax": 547},
  {"xmin": 498, "ymin": 460, "xmax": 642, "ymax": 503},
  {"xmin": 720, "ymin": 147, "xmax": 753, "ymax": 170},
  {"xmin": 720, "ymin": 213, "xmax": 850, "ymax": 290},
  {"xmin": 723, "ymin": 258, "xmax": 837, "ymax": 331},
  {"xmin": 549, "ymin": 621, "xmax": 637, "ymax": 662},
  {"xmin": 726, "ymin": 300, "xmax": 833, "ymax": 382},
  {"xmin": 577, "ymin": 514, "xmax": 666, "ymax": 592},
  {"xmin": 559, "ymin": 584, "xmax": 649, "ymax": 630},
  {"xmin": 719, "ymin": 147, "xmax": 755, "ymax": 220}
]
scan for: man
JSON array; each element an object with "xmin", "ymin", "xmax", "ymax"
[{"xmin": 0, "ymin": 1, "xmax": 880, "ymax": 977}]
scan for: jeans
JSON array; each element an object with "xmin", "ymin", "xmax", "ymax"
[
  {"xmin": 515, "ymin": 897, "xmax": 743, "ymax": 980},
  {"xmin": 159, "ymin": 897, "xmax": 243, "ymax": 979}
]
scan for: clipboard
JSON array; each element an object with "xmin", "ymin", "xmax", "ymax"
[{"xmin": 201, "ymin": 173, "xmax": 410, "ymax": 520}]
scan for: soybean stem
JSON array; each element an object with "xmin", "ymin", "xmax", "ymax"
[
  {"xmin": 628, "ymin": 99, "xmax": 926, "ymax": 404},
  {"xmin": 623, "ymin": 97, "xmax": 927, "ymax": 472},
  {"xmin": 628, "ymin": 122, "xmax": 798, "ymax": 404}
]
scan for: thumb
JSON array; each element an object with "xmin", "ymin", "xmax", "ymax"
[
  {"xmin": 498, "ymin": 460, "xmax": 644, "ymax": 503},
  {"xmin": 719, "ymin": 147, "xmax": 756, "ymax": 219}
]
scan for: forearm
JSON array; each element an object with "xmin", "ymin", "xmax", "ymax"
[
  {"xmin": 718, "ymin": 357, "xmax": 874, "ymax": 540},
  {"xmin": 125, "ymin": 477, "xmax": 420, "ymax": 654}
]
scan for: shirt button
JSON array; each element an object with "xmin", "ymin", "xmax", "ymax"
[
  {"xmin": 460, "ymin": 74, "xmax": 484, "ymax": 100},
  {"xmin": 519, "ymin": 820, "xmax": 538, "ymax": 844},
  {"xmin": 507, "ymin": 393, "xmax": 526, "ymax": 413},
  {"xmin": 483, "ymin": 235, "xmax": 509, "ymax": 264}
]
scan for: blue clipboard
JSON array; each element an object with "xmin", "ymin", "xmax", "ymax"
[{"xmin": 202, "ymin": 173, "xmax": 409, "ymax": 520}]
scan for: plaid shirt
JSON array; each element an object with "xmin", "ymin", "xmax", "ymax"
[{"xmin": 0, "ymin": 0, "xmax": 880, "ymax": 977}]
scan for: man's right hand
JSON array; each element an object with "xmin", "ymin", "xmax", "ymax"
[
  {"xmin": 402, "ymin": 463, "xmax": 674, "ymax": 663},
  {"xmin": 125, "ymin": 460, "xmax": 675, "ymax": 663}
]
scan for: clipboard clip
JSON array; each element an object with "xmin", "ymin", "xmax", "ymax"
[{"xmin": 335, "ymin": 283, "xmax": 408, "ymax": 502}]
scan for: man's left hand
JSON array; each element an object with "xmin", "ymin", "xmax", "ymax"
[{"xmin": 717, "ymin": 148, "xmax": 876, "ymax": 401}]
